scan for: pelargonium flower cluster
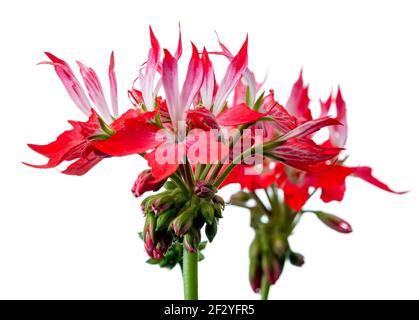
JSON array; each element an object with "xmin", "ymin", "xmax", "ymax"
[
  {"xmin": 24, "ymin": 26, "xmax": 403, "ymax": 300},
  {"xmin": 227, "ymin": 72, "xmax": 405, "ymax": 299}
]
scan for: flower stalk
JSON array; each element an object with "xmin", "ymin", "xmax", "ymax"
[{"xmin": 183, "ymin": 242, "xmax": 199, "ymax": 300}]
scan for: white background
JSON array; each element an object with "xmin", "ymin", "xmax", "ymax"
[{"xmin": 0, "ymin": 0, "xmax": 418, "ymax": 300}]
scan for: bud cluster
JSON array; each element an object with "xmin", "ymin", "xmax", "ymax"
[
  {"xmin": 249, "ymin": 225, "xmax": 305, "ymax": 293},
  {"xmin": 140, "ymin": 180, "xmax": 224, "ymax": 261}
]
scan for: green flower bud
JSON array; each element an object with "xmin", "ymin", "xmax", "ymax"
[
  {"xmin": 156, "ymin": 209, "xmax": 176, "ymax": 231},
  {"xmin": 249, "ymin": 237, "xmax": 261, "ymax": 259},
  {"xmin": 230, "ymin": 191, "xmax": 251, "ymax": 206},
  {"xmin": 289, "ymin": 251, "xmax": 305, "ymax": 267},
  {"xmin": 213, "ymin": 195, "xmax": 225, "ymax": 209},
  {"xmin": 172, "ymin": 206, "xmax": 197, "ymax": 237},
  {"xmin": 205, "ymin": 219, "xmax": 218, "ymax": 242},
  {"xmin": 249, "ymin": 257, "xmax": 262, "ymax": 293},
  {"xmin": 164, "ymin": 180, "xmax": 177, "ymax": 190},
  {"xmin": 200, "ymin": 201, "xmax": 215, "ymax": 225},
  {"xmin": 213, "ymin": 203, "xmax": 223, "ymax": 219},
  {"xmin": 184, "ymin": 227, "xmax": 201, "ymax": 253}
]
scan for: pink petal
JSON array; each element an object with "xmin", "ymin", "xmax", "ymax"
[
  {"xmin": 174, "ymin": 23, "xmax": 183, "ymax": 60},
  {"xmin": 262, "ymin": 90, "xmax": 298, "ymax": 133},
  {"xmin": 279, "ymin": 117, "xmax": 342, "ymax": 141},
  {"xmin": 161, "ymin": 49, "xmax": 180, "ymax": 128},
  {"xmin": 141, "ymin": 27, "xmax": 161, "ymax": 110},
  {"xmin": 329, "ymin": 87, "xmax": 348, "ymax": 147},
  {"xmin": 200, "ymin": 47, "xmax": 215, "ymax": 108},
  {"xmin": 180, "ymin": 43, "xmax": 203, "ymax": 114},
  {"xmin": 320, "ymin": 93, "xmax": 333, "ymax": 118},
  {"xmin": 77, "ymin": 60, "xmax": 112, "ymax": 122},
  {"xmin": 212, "ymin": 36, "xmax": 248, "ymax": 114},
  {"xmin": 108, "ymin": 51, "xmax": 119, "ymax": 118},
  {"xmin": 42, "ymin": 52, "xmax": 91, "ymax": 116}
]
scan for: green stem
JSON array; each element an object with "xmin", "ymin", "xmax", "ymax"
[
  {"xmin": 214, "ymin": 143, "xmax": 262, "ymax": 188},
  {"xmin": 251, "ymin": 192, "xmax": 270, "ymax": 216},
  {"xmin": 260, "ymin": 276, "xmax": 271, "ymax": 300},
  {"xmin": 171, "ymin": 173, "xmax": 189, "ymax": 196},
  {"xmin": 183, "ymin": 244, "xmax": 199, "ymax": 300},
  {"xmin": 199, "ymin": 164, "xmax": 212, "ymax": 181}
]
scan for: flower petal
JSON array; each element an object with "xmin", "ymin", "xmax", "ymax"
[
  {"xmin": 77, "ymin": 60, "xmax": 112, "ymax": 122},
  {"xmin": 262, "ymin": 90, "xmax": 298, "ymax": 134},
  {"xmin": 42, "ymin": 52, "xmax": 91, "ymax": 116},
  {"xmin": 212, "ymin": 36, "xmax": 248, "ymax": 114},
  {"xmin": 200, "ymin": 47, "xmax": 215, "ymax": 108},
  {"xmin": 279, "ymin": 117, "xmax": 342, "ymax": 141},
  {"xmin": 92, "ymin": 115, "xmax": 161, "ymax": 156},
  {"xmin": 270, "ymin": 139, "xmax": 342, "ymax": 171},
  {"xmin": 283, "ymin": 181, "xmax": 310, "ymax": 212},
  {"xmin": 217, "ymin": 103, "xmax": 266, "ymax": 126},
  {"xmin": 161, "ymin": 49, "xmax": 180, "ymax": 128},
  {"xmin": 187, "ymin": 107, "xmax": 220, "ymax": 131},
  {"xmin": 219, "ymin": 164, "xmax": 277, "ymax": 191},
  {"xmin": 329, "ymin": 87, "xmax": 348, "ymax": 147},
  {"xmin": 141, "ymin": 26, "xmax": 161, "ymax": 110},
  {"xmin": 24, "ymin": 110, "xmax": 100, "ymax": 169},
  {"xmin": 174, "ymin": 23, "xmax": 183, "ymax": 60},
  {"xmin": 286, "ymin": 70, "xmax": 312, "ymax": 122},
  {"xmin": 61, "ymin": 154, "xmax": 104, "ymax": 176},
  {"xmin": 108, "ymin": 51, "xmax": 119, "ymax": 118},
  {"xmin": 145, "ymin": 143, "xmax": 184, "ymax": 180},
  {"xmin": 351, "ymin": 166, "xmax": 408, "ymax": 194},
  {"xmin": 180, "ymin": 43, "xmax": 203, "ymax": 114}
]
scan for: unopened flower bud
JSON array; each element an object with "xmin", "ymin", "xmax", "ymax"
[
  {"xmin": 164, "ymin": 180, "xmax": 177, "ymax": 190},
  {"xmin": 212, "ymin": 195, "xmax": 225, "ymax": 209},
  {"xmin": 141, "ymin": 194, "xmax": 158, "ymax": 213},
  {"xmin": 172, "ymin": 206, "xmax": 197, "ymax": 237},
  {"xmin": 184, "ymin": 227, "xmax": 201, "ymax": 253},
  {"xmin": 249, "ymin": 238, "xmax": 261, "ymax": 259},
  {"xmin": 262, "ymin": 254, "xmax": 282, "ymax": 285},
  {"xmin": 151, "ymin": 195, "xmax": 174, "ymax": 215},
  {"xmin": 144, "ymin": 227, "xmax": 171, "ymax": 260},
  {"xmin": 194, "ymin": 180, "xmax": 217, "ymax": 198},
  {"xmin": 200, "ymin": 201, "xmax": 215, "ymax": 225},
  {"xmin": 315, "ymin": 211, "xmax": 353, "ymax": 234},
  {"xmin": 205, "ymin": 219, "xmax": 218, "ymax": 242},
  {"xmin": 289, "ymin": 251, "xmax": 305, "ymax": 267},
  {"xmin": 132, "ymin": 170, "xmax": 166, "ymax": 198},
  {"xmin": 249, "ymin": 257, "xmax": 262, "ymax": 293},
  {"xmin": 230, "ymin": 191, "xmax": 251, "ymax": 206},
  {"xmin": 143, "ymin": 213, "xmax": 156, "ymax": 244},
  {"xmin": 213, "ymin": 203, "xmax": 224, "ymax": 219},
  {"xmin": 156, "ymin": 209, "xmax": 176, "ymax": 231}
]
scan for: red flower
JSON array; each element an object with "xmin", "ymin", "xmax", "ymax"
[
  {"xmin": 275, "ymin": 85, "xmax": 406, "ymax": 211},
  {"xmin": 25, "ymin": 52, "xmax": 161, "ymax": 175}
]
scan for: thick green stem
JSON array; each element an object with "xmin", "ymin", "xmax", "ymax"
[
  {"xmin": 260, "ymin": 276, "xmax": 271, "ymax": 300},
  {"xmin": 183, "ymin": 244, "xmax": 199, "ymax": 300}
]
